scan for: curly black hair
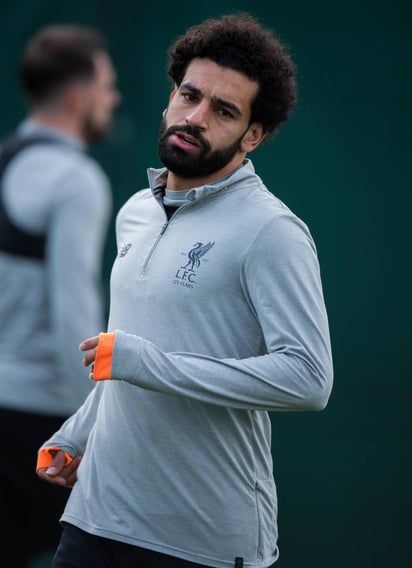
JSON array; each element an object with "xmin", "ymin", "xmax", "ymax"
[{"xmin": 167, "ymin": 12, "xmax": 297, "ymax": 136}]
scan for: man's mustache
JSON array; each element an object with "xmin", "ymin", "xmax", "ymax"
[{"xmin": 164, "ymin": 124, "xmax": 210, "ymax": 151}]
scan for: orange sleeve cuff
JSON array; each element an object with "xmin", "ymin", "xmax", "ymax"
[
  {"xmin": 93, "ymin": 331, "xmax": 116, "ymax": 381},
  {"xmin": 36, "ymin": 446, "xmax": 73, "ymax": 473}
]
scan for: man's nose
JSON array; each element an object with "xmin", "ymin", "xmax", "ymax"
[{"xmin": 185, "ymin": 103, "xmax": 208, "ymax": 129}]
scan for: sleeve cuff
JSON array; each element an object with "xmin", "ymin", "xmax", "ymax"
[
  {"xmin": 36, "ymin": 446, "xmax": 73, "ymax": 473},
  {"xmin": 93, "ymin": 331, "xmax": 116, "ymax": 381}
]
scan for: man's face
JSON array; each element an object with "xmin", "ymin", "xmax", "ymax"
[
  {"xmin": 81, "ymin": 52, "xmax": 120, "ymax": 143},
  {"xmin": 158, "ymin": 58, "xmax": 262, "ymax": 183}
]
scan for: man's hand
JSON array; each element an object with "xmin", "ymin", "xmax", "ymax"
[
  {"xmin": 37, "ymin": 450, "xmax": 81, "ymax": 488},
  {"xmin": 79, "ymin": 335, "xmax": 100, "ymax": 379}
]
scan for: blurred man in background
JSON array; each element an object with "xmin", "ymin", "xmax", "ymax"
[{"xmin": 0, "ymin": 24, "xmax": 120, "ymax": 566}]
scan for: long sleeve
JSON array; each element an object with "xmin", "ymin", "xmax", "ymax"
[
  {"xmin": 94, "ymin": 212, "xmax": 333, "ymax": 411},
  {"xmin": 39, "ymin": 383, "xmax": 104, "ymax": 456}
]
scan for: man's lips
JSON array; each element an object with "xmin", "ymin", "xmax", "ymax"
[{"xmin": 170, "ymin": 132, "xmax": 201, "ymax": 151}]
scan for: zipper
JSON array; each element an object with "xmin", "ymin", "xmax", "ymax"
[
  {"xmin": 137, "ymin": 200, "xmax": 194, "ymax": 280},
  {"xmin": 137, "ymin": 222, "xmax": 168, "ymax": 279}
]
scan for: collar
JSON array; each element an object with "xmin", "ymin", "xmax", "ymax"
[
  {"xmin": 17, "ymin": 119, "xmax": 86, "ymax": 151},
  {"xmin": 147, "ymin": 159, "xmax": 256, "ymax": 203}
]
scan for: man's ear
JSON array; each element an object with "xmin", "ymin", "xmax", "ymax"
[
  {"xmin": 162, "ymin": 86, "xmax": 178, "ymax": 116},
  {"xmin": 168, "ymin": 85, "xmax": 178, "ymax": 103},
  {"xmin": 241, "ymin": 123, "xmax": 267, "ymax": 153}
]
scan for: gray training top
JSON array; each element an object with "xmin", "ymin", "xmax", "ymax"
[
  {"xmin": 0, "ymin": 120, "xmax": 112, "ymax": 416},
  {"xmin": 42, "ymin": 160, "xmax": 333, "ymax": 567}
]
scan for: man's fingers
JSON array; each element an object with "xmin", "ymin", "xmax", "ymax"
[
  {"xmin": 46, "ymin": 450, "xmax": 67, "ymax": 474},
  {"xmin": 79, "ymin": 336, "xmax": 99, "ymax": 352},
  {"xmin": 82, "ymin": 348, "xmax": 97, "ymax": 368},
  {"xmin": 79, "ymin": 336, "xmax": 99, "ymax": 367},
  {"xmin": 62, "ymin": 456, "xmax": 82, "ymax": 487},
  {"xmin": 38, "ymin": 455, "xmax": 81, "ymax": 488},
  {"xmin": 37, "ymin": 468, "xmax": 67, "ymax": 487},
  {"xmin": 64, "ymin": 455, "xmax": 81, "ymax": 476}
]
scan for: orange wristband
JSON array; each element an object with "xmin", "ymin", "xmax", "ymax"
[
  {"xmin": 36, "ymin": 446, "xmax": 73, "ymax": 473},
  {"xmin": 93, "ymin": 331, "xmax": 116, "ymax": 380}
]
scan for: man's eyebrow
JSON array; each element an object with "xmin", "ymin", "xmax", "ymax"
[{"xmin": 180, "ymin": 82, "xmax": 242, "ymax": 117}]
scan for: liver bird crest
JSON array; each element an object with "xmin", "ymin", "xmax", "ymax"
[{"xmin": 183, "ymin": 241, "xmax": 215, "ymax": 272}]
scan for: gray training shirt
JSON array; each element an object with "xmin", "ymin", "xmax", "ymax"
[
  {"xmin": 41, "ymin": 160, "xmax": 333, "ymax": 567},
  {"xmin": 0, "ymin": 120, "xmax": 112, "ymax": 416}
]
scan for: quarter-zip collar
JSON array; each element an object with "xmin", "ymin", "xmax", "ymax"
[{"xmin": 147, "ymin": 159, "xmax": 256, "ymax": 205}]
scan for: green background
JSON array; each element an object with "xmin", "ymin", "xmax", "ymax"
[{"xmin": 1, "ymin": 1, "xmax": 410, "ymax": 566}]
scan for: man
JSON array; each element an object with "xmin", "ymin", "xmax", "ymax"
[
  {"xmin": 0, "ymin": 25, "xmax": 120, "ymax": 566},
  {"xmin": 37, "ymin": 13, "xmax": 333, "ymax": 568}
]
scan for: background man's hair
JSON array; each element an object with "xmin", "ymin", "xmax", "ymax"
[
  {"xmin": 20, "ymin": 25, "xmax": 107, "ymax": 105},
  {"xmin": 167, "ymin": 12, "xmax": 297, "ymax": 136}
]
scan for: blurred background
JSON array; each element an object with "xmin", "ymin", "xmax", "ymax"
[{"xmin": 1, "ymin": 1, "xmax": 410, "ymax": 566}]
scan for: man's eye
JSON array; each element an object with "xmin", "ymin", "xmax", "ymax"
[{"xmin": 217, "ymin": 108, "xmax": 233, "ymax": 118}]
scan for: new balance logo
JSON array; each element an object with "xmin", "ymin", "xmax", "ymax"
[{"xmin": 118, "ymin": 243, "xmax": 132, "ymax": 257}]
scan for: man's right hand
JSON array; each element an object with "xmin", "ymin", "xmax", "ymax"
[{"xmin": 37, "ymin": 450, "xmax": 81, "ymax": 488}]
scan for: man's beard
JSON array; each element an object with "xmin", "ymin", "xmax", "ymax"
[
  {"xmin": 158, "ymin": 119, "xmax": 244, "ymax": 178},
  {"xmin": 82, "ymin": 113, "xmax": 112, "ymax": 144}
]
